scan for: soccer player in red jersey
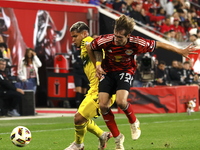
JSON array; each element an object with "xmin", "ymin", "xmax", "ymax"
[{"xmin": 87, "ymin": 14, "xmax": 197, "ymax": 150}]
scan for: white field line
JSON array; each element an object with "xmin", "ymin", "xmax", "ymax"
[
  {"xmin": 0, "ymin": 114, "xmax": 180, "ymax": 127},
  {"xmin": 0, "ymin": 122, "xmax": 62, "ymax": 127},
  {"xmin": 0, "ymin": 118, "xmax": 199, "ymax": 135},
  {"xmin": 0, "ymin": 113, "xmax": 75, "ymax": 120},
  {"xmin": 0, "ymin": 109, "xmax": 119, "ymax": 120},
  {"xmin": 0, "ymin": 111, "xmax": 187, "ymax": 121}
]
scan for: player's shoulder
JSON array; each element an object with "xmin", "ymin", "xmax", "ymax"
[
  {"xmin": 83, "ymin": 36, "xmax": 94, "ymax": 43},
  {"xmin": 81, "ymin": 36, "xmax": 94, "ymax": 47},
  {"xmin": 95, "ymin": 34, "xmax": 114, "ymax": 46},
  {"xmin": 129, "ymin": 35, "xmax": 153, "ymax": 44},
  {"xmin": 129, "ymin": 35, "xmax": 144, "ymax": 42}
]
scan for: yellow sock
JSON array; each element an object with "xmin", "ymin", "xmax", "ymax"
[
  {"xmin": 87, "ymin": 119, "xmax": 104, "ymax": 138},
  {"xmin": 75, "ymin": 122, "xmax": 87, "ymax": 144}
]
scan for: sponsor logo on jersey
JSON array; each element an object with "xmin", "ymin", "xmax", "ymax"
[
  {"xmin": 125, "ymin": 49, "xmax": 133, "ymax": 55},
  {"xmin": 114, "ymin": 55, "xmax": 122, "ymax": 62}
]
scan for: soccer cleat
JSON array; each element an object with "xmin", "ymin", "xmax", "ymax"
[
  {"xmin": 64, "ymin": 142, "xmax": 84, "ymax": 150},
  {"xmin": 98, "ymin": 132, "xmax": 113, "ymax": 150},
  {"xmin": 115, "ymin": 133, "xmax": 125, "ymax": 150},
  {"xmin": 130, "ymin": 118, "xmax": 141, "ymax": 140}
]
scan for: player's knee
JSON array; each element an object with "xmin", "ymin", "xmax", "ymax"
[
  {"xmin": 99, "ymin": 104, "xmax": 109, "ymax": 114},
  {"xmin": 74, "ymin": 113, "xmax": 87, "ymax": 125},
  {"xmin": 116, "ymin": 100, "xmax": 127, "ymax": 110}
]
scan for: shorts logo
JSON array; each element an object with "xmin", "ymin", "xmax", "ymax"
[
  {"xmin": 100, "ymin": 75, "xmax": 105, "ymax": 82},
  {"xmin": 125, "ymin": 49, "xmax": 133, "ymax": 55},
  {"xmin": 108, "ymin": 49, "xmax": 112, "ymax": 53}
]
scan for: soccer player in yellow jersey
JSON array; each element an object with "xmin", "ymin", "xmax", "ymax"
[{"xmin": 64, "ymin": 22, "xmax": 114, "ymax": 150}]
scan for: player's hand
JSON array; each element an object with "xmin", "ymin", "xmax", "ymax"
[
  {"xmin": 181, "ymin": 43, "xmax": 198, "ymax": 59},
  {"xmin": 96, "ymin": 65, "xmax": 106, "ymax": 79}
]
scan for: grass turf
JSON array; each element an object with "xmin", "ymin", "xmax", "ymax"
[{"xmin": 0, "ymin": 111, "xmax": 200, "ymax": 150}]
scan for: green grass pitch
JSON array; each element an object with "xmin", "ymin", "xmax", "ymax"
[{"xmin": 0, "ymin": 111, "xmax": 200, "ymax": 150}]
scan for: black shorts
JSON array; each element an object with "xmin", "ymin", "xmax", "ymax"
[
  {"xmin": 99, "ymin": 72, "xmax": 134, "ymax": 95},
  {"xmin": 74, "ymin": 74, "xmax": 89, "ymax": 88}
]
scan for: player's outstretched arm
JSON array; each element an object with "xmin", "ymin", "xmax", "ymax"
[{"xmin": 156, "ymin": 41, "xmax": 198, "ymax": 59}]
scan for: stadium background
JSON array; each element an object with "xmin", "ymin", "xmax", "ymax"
[{"xmin": 0, "ymin": 0, "xmax": 199, "ymax": 110}]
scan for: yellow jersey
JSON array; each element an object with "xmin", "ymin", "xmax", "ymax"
[{"xmin": 80, "ymin": 36, "xmax": 98, "ymax": 96}]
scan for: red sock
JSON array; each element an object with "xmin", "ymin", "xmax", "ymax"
[
  {"xmin": 102, "ymin": 109, "xmax": 120, "ymax": 137},
  {"xmin": 123, "ymin": 103, "xmax": 136, "ymax": 124}
]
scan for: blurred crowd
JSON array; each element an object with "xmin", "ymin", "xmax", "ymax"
[
  {"xmin": 101, "ymin": 0, "xmax": 200, "ymax": 47},
  {"xmin": 133, "ymin": 54, "xmax": 200, "ymax": 87},
  {"xmin": 37, "ymin": 0, "xmax": 200, "ymax": 47}
]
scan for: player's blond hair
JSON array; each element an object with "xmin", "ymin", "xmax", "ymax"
[{"xmin": 114, "ymin": 15, "xmax": 135, "ymax": 36}]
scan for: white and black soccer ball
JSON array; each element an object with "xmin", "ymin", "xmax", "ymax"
[{"xmin": 10, "ymin": 126, "xmax": 32, "ymax": 147}]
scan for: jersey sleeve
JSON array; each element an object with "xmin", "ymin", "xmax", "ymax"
[
  {"xmin": 132, "ymin": 36, "xmax": 156, "ymax": 54},
  {"xmin": 90, "ymin": 36, "xmax": 103, "ymax": 51},
  {"xmin": 80, "ymin": 36, "xmax": 94, "ymax": 64}
]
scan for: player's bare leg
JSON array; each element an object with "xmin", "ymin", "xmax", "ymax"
[
  {"xmin": 64, "ymin": 112, "xmax": 112, "ymax": 150},
  {"xmin": 117, "ymin": 90, "xmax": 141, "ymax": 140}
]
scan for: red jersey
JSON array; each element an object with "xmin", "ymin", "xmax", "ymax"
[{"xmin": 90, "ymin": 34, "xmax": 156, "ymax": 75}]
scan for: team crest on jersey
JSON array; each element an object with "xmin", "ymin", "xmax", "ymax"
[
  {"xmin": 125, "ymin": 49, "xmax": 133, "ymax": 55},
  {"xmin": 108, "ymin": 49, "xmax": 112, "ymax": 53}
]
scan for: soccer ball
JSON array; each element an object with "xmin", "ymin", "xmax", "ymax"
[{"xmin": 10, "ymin": 126, "xmax": 32, "ymax": 147}]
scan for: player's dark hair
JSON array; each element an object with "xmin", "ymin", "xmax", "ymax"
[
  {"xmin": 70, "ymin": 21, "xmax": 89, "ymax": 33},
  {"xmin": 114, "ymin": 15, "xmax": 135, "ymax": 36}
]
